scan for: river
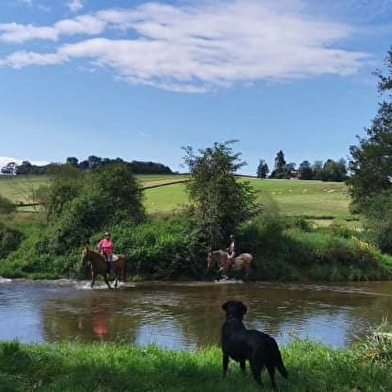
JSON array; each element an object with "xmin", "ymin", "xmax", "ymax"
[{"xmin": 1, "ymin": 278, "xmax": 391, "ymax": 350}]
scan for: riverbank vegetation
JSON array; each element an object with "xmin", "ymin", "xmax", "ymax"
[
  {"xmin": 1, "ymin": 331, "xmax": 391, "ymax": 391},
  {"xmin": 0, "ymin": 139, "xmax": 392, "ymax": 281}
]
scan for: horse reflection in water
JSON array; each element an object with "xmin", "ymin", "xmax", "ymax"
[
  {"xmin": 207, "ymin": 250, "xmax": 253, "ymax": 279},
  {"xmin": 81, "ymin": 247, "xmax": 127, "ymax": 289}
]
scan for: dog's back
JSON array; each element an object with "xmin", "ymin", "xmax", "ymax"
[{"xmin": 249, "ymin": 330, "xmax": 288, "ymax": 379}]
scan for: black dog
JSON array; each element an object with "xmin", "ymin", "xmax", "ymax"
[{"xmin": 221, "ymin": 300, "xmax": 288, "ymax": 390}]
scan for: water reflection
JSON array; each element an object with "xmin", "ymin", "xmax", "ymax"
[{"xmin": 0, "ymin": 279, "xmax": 391, "ymax": 350}]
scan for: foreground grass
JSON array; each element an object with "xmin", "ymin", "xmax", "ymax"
[{"xmin": 0, "ymin": 339, "xmax": 391, "ymax": 391}]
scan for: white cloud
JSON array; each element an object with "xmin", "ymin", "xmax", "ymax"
[
  {"xmin": 0, "ymin": 15, "xmax": 106, "ymax": 43},
  {"xmin": 68, "ymin": 0, "xmax": 83, "ymax": 13},
  {"xmin": 0, "ymin": 0, "xmax": 371, "ymax": 92}
]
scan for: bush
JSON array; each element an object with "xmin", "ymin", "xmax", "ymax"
[
  {"xmin": 0, "ymin": 195, "xmax": 16, "ymax": 214},
  {"xmin": 0, "ymin": 222, "xmax": 23, "ymax": 259},
  {"xmin": 95, "ymin": 216, "xmax": 197, "ymax": 279}
]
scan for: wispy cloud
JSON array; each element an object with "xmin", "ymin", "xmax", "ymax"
[
  {"xmin": 0, "ymin": 0, "xmax": 371, "ymax": 93},
  {"xmin": 138, "ymin": 131, "xmax": 151, "ymax": 138},
  {"xmin": 0, "ymin": 15, "xmax": 106, "ymax": 43},
  {"xmin": 18, "ymin": 0, "xmax": 33, "ymax": 6},
  {"xmin": 68, "ymin": 0, "xmax": 84, "ymax": 13}
]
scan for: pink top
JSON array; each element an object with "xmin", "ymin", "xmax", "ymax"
[{"xmin": 98, "ymin": 238, "xmax": 113, "ymax": 255}]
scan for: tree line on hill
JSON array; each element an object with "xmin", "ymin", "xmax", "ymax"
[
  {"xmin": 257, "ymin": 150, "xmax": 348, "ymax": 182},
  {"xmin": 0, "ymin": 156, "xmax": 173, "ymax": 176}
]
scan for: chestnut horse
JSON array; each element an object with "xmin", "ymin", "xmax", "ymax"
[
  {"xmin": 207, "ymin": 250, "xmax": 253, "ymax": 277},
  {"xmin": 81, "ymin": 247, "xmax": 126, "ymax": 289}
]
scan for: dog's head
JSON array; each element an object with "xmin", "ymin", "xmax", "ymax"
[{"xmin": 222, "ymin": 300, "xmax": 247, "ymax": 320}]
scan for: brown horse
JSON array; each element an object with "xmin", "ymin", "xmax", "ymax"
[
  {"xmin": 207, "ymin": 250, "xmax": 253, "ymax": 277},
  {"xmin": 81, "ymin": 247, "xmax": 126, "ymax": 289}
]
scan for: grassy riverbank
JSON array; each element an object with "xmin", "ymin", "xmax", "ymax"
[
  {"xmin": 1, "ymin": 174, "xmax": 391, "ymax": 282},
  {"xmin": 1, "ymin": 338, "xmax": 391, "ymax": 391},
  {"xmin": 0, "ymin": 213, "xmax": 391, "ymax": 281}
]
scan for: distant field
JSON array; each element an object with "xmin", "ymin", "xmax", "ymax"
[
  {"xmin": 246, "ymin": 178, "xmax": 351, "ymax": 219},
  {"xmin": 143, "ymin": 177, "xmax": 352, "ymax": 219},
  {"xmin": 0, "ymin": 175, "xmax": 48, "ymax": 204},
  {"xmin": 0, "ymin": 174, "xmax": 352, "ymax": 219}
]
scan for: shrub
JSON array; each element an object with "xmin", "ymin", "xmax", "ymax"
[
  {"xmin": 0, "ymin": 222, "xmax": 23, "ymax": 259},
  {"xmin": 0, "ymin": 195, "xmax": 16, "ymax": 214}
]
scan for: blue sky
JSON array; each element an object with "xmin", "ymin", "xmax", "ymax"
[{"xmin": 0, "ymin": 0, "xmax": 391, "ymax": 174}]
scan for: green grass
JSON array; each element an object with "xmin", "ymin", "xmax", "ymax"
[
  {"xmin": 0, "ymin": 174, "xmax": 352, "ymax": 219},
  {"xmin": 1, "ymin": 339, "xmax": 391, "ymax": 391},
  {"xmin": 247, "ymin": 178, "xmax": 351, "ymax": 219},
  {"xmin": 143, "ymin": 177, "xmax": 351, "ymax": 219},
  {"xmin": 0, "ymin": 175, "xmax": 47, "ymax": 204}
]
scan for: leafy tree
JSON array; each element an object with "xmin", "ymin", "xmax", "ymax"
[
  {"xmin": 66, "ymin": 157, "xmax": 79, "ymax": 167},
  {"xmin": 321, "ymin": 159, "xmax": 347, "ymax": 182},
  {"xmin": 90, "ymin": 161, "xmax": 145, "ymax": 224},
  {"xmin": 16, "ymin": 161, "xmax": 32, "ymax": 175},
  {"xmin": 347, "ymin": 45, "xmax": 392, "ymax": 252},
  {"xmin": 1, "ymin": 162, "xmax": 17, "ymax": 176},
  {"xmin": 312, "ymin": 160, "xmax": 324, "ymax": 180},
  {"xmin": 298, "ymin": 160, "xmax": 313, "ymax": 180},
  {"xmin": 257, "ymin": 159, "xmax": 269, "ymax": 178},
  {"xmin": 45, "ymin": 164, "xmax": 84, "ymax": 221},
  {"xmin": 270, "ymin": 151, "xmax": 296, "ymax": 179},
  {"xmin": 271, "ymin": 150, "xmax": 286, "ymax": 178},
  {"xmin": 182, "ymin": 140, "xmax": 260, "ymax": 250},
  {"xmin": 348, "ymin": 46, "xmax": 392, "ymax": 212},
  {"xmin": 87, "ymin": 155, "xmax": 102, "ymax": 170},
  {"xmin": 15, "ymin": 161, "xmax": 48, "ymax": 175}
]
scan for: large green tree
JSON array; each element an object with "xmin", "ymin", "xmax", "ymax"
[
  {"xmin": 182, "ymin": 141, "xmax": 260, "ymax": 250},
  {"xmin": 348, "ymin": 46, "xmax": 392, "ymax": 252},
  {"xmin": 348, "ymin": 46, "xmax": 392, "ymax": 212}
]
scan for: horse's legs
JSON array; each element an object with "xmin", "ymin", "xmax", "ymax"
[
  {"xmin": 103, "ymin": 273, "xmax": 112, "ymax": 290},
  {"xmin": 91, "ymin": 272, "xmax": 96, "ymax": 288}
]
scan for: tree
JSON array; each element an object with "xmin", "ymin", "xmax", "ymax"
[
  {"xmin": 182, "ymin": 141, "xmax": 259, "ymax": 250},
  {"xmin": 298, "ymin": 160, "xmax": 313, "ymax": 180},
  {"xmin": 312, "ymin": 161, "xmax": 324, "ymax": 180},
  {"xmin": 16, "ymin": 161, "xmax": 32, "ymax": 175},
  {"xmin": 257, "ymin": 159, "xmax": 269, "ymax": 178},
  {"xmin": 91, "ymin": 162, "xmax": 145, "ymax": 223},
  {"xmin": 1, "ymin": 162, "xmax": 17, "ymax": 176},
  {"xmin": 321, "ymin": 159, "xmax": 347, "ymax": 182},
  {"xmin": 45, "ymin": 163, "xmax": 84, "ymax": 221},
  {"xmin": 87, "ymin": 155, "xmax": 102, "ymax": 170},
  {"xmin": 348, "ymin": 46, "xmax": 392, "ymax": 212},
  {"xmin": 347, "ymin": 45, "xmax": 392, "ymax": 252},
  {"xmin": 270, "ymin": 151, "xmax": 295, "ymax": 179},
  {"xmin": 66, "ymin": 157, "xmax": 79, "ymax": 167}
]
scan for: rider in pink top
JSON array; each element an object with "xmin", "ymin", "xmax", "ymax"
[{"xmin": 98, "ymin": 232, "xmax": 114, "ymax": 271}]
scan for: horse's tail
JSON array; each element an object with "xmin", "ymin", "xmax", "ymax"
[{"xmin": 122, "ymin": 256, "xmax": 127, "ymax": 282}]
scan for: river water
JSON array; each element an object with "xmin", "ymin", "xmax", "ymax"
[{"xmin": 0, "ymin": 278, "xmax": 391, "ymax": 350}]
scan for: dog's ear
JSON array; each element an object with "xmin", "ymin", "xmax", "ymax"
[
  {"xmin": 222, "ymin": 301, "xmax": 229, "ymax": 311},
  {"xmin": 242, "ymin": 303, "xmax": 248, "ymax": 315}
]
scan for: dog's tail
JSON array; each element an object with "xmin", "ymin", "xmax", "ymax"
[{"xmin": 272, "ymin": 340, "xmax": 288, "ymax": 379}]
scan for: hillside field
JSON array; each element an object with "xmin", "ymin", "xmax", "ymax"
[{"xmin": 0, "ymin": 174, "xmax": 352, "ymax": 219}]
